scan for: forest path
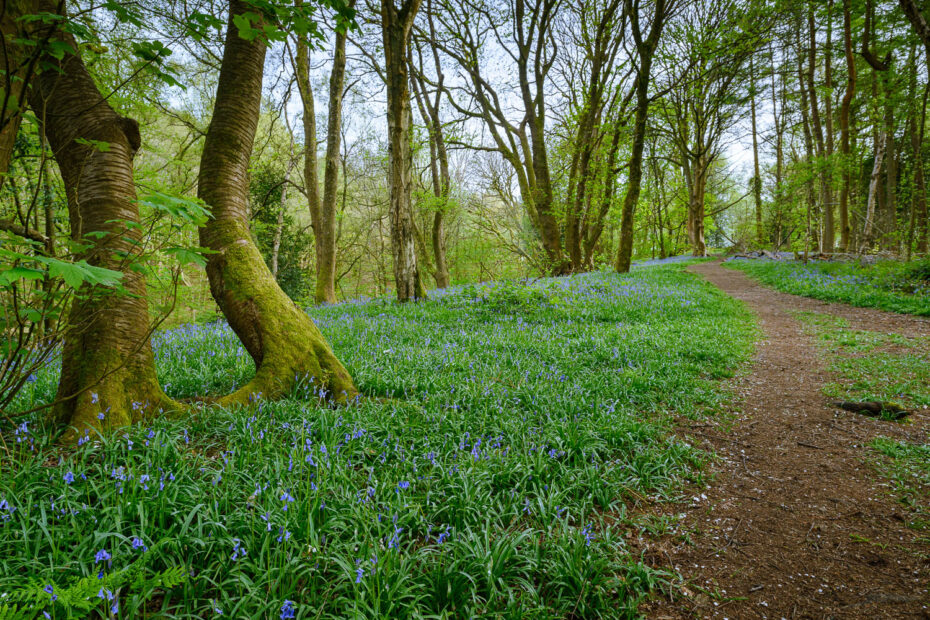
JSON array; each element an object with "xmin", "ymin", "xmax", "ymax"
[{"xmin": 643, "ymin": 260, "xmax": 930, "ymax": 619}]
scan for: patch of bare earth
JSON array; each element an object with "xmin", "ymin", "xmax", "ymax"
[{"xmin": 640, "ymin": 261, "xmax": 930, "ymax": 619}]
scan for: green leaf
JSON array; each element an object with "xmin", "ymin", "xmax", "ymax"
[
  {"xmin": 162, "ymin": 246, "xmax": 215, "ymax": 268},
  {"xmin": 0, "ymin": 266, "xmax": 44, "ymax": 287},
  {"xmin": 139, "ymin": 192, "xmax": 212, "ymax": 226},
  {"xmin": 38, "ymin": 257, "xmax": 123, "ymax": 290}
]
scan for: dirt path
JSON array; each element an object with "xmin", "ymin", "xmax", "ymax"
[{"xmin": 642, "ymin": 261, "xmax": 930, "ymax": 619}]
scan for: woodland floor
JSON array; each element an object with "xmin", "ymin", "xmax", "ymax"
[{"xmin": 641, "ymin": 261, "xmax": 930, "ymax": 619}]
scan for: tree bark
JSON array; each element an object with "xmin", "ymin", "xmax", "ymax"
[
  {"xmin": 27, "ymin": 0, "xmax": 176, "ymax": 436},
  {"xmin": 198, "ymin": 0, "xmax": 355, "ymax": 405},
  {"xmin": 296, "ymin": 0, "xmax": 352, "ymax": 304},
  {"xmin": 615, "ymin": 0, "xmax": 667, "ymax": 272},
  {"xmin": 0, "ymin": 0, "xmax": 39, "ymax": 190},
  {"xmin": 862, "ymin": 130, "xmax": 887, "ymax": 249},
  {"xmin": 839, "ymin": 0, "xmax": 856, "ymax": 250},
  {"xmin": 806, "ymin": 4, "xmax": 834, "ymax": 251},
  {"xmin": 381, "ymin": 0, "xmax": 424, "ymax": 301},
  {"xmin": 316, "ymin": 14, "xmax": 351, "ymax": 302},
  {"xmin": 686, "ymin": 156, "xmax": 708, "ymax": 257},
  {"xmin": 898, "ymin": 0, "xmax": 930, "ymax": 60},
  {"xmin": 750, "ymin": 53, "xmax": 763, "ymax": 246},
  {"xmin": 409, "ymin": 5, "xmax": 451, "ymax": 287}
]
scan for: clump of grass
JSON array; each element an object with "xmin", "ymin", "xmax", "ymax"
[
  {"xmin": 795, "ymin": 312, "xmax": 930, "ymax": 411},
  {"xmin": 1, "ymin": 265, "xmax": 754, "ymax": 618},
  {"xmin": 869, "ymin": 438, "xmax": 930, "ymax": 531},
  {"xmin": 727, "ymin": 259, "xmax": 930, "ymax": 315}
]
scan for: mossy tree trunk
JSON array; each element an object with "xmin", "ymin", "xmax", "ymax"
[
  {"xmin": 381, "ymin": 0, "xmax": 424, "ymax": 301},
  {"xmin": 27, "ymin": 0, "xmax": 176, "ymax": 436},
  {"xmin": 198, "ymin": 0, "xmax": 355, "ymax": 406}
]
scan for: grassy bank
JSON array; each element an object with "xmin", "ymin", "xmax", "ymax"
[{"xmin": 727, "ymin": 259, "xmax": 930, "ymax": 316}]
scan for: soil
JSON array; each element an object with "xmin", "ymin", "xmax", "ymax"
[{"xmin": 639, "ymin": 261, "xmax": 930, "ymax": 619}]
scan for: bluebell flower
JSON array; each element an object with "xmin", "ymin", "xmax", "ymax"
[
  {"xmin": 63, "ymin": 471, "xmax": 74, "ymax": 485},
  {"xmin": 94, "ymin": 549, "xmax": 111, "ymax": 563},
  {"xmin": 230, "ymin": 538, "xmax": 246, "ymax": 561},
  {"xmin": 280, "ymin": 489, "xmax": 295, "ymax": 510},
  {"xmin": 43, "ymin": 584, "xmax": 56, "ymax": 601},
  {"xmin": 280, "ymin": 599, "xmax": 296, "ymax": 619},
  {"xmin": 132, "ymin": 537, "xmax": 148, "ymax": 551}
]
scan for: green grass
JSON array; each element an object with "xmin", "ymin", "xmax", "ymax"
[
  {"xmin": 0, "ymin": 265, "xmax": 755, "ymax": 618},
  {"xmin": 795, "ymin": 312, "xmax": 930, "ymax": 411},
  {"xmin": 727, "ymin": 258, "xmax": 930, "ymax": 315},
  {"xmin": 869, "ymin": 438, "xmax": 930, "ymax": 531},
  {"xmin": 795, "ymin": 312, "xmax": 930, "ymax": 531}
]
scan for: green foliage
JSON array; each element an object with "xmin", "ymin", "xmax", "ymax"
[
  {"xmin": 1, "ymin": 563, "xmax": 186, "ymax": 619},
  {"xmin": 1, "ymin": 264, "xmax": 755, "ymax": 617},
  {"xmin": 728, "ymin": 259, "xmax": 930, "ymax": 315},
  {"xmin": 795, "ymin": 312, "xmax": 930, "ymax": 412},
  {"xmin": 0, "ymin": 246, "xmax": 123, "ymax": 291},
  {"xmin": 869, "ymin": 438, "xmax": 930, "ymax": 531},
  {"xmin": 249, "ymin": 165, "xmax": 314, "ymax": 301}
]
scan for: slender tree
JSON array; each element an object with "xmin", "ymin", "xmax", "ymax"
[
  {"xmin": 295, "ymin": 0, "xmax": 354, "ymax": 303},
  {"xmin": 409, "ymin": 0, "xmax": 452, "ymax": 287},
  {"xmin": 381, "ymin": 0, "xmax": 425, "ymax": 300},
  {"xmin": 839, "ymin": 0, "xmax": 856, "ymax": 250},
  {"xmin": 615, "ymin": 0, "xmax": 671, "ymax": 272}
]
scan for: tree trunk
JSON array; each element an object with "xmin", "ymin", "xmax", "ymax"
[
  {"xmin": 807, "ymin": 6, "xmax": 834, "ymax": 251},
  {"xmin": 615, "ymin": 73, "xmax": 651, "ymax": 271},
  {"xmin": 615, "ymin": 0, "xmax": 666, "ymax": 272},
  {"xmin": 583, "ymin": 124, "xmax": 622, "ymax": 266},
  {"xmin": 907, "ymin": 44, "xmax": 930, "ymax": 255},
  {"xmin": 314, "ymin": 3, "xmax": 352, "ymax": 304},
  {"xmin": 27, "ymin": 1, "xmax": 176, "ymax": 436},
  {"xmin": 381, "ymin": 0, "xmax": 424, "ymax": 300},
  {"xmin": 750, "ymin": 54, "xmax": 763, "ymax": 246},
  {"xmin": 862, "ymin": 130, "xmax": 887, "ymax": 249},
  {"xmin": 0, "ymin": 1, "xmax": 36, "ymax": 190},
  {"xmin": 839, "ymin": 0, "xmax": 856, "ymax": 251},
  {"xmin": 409, "ymin": 11, "xmax": 451, "ymax": 288},
  {"xmin": 899, "ymin": 0, "xmax": 930, "ymax": 60},
  {"xmin": 270, "ymin": 155, "xmax": 295, "ymax": 279},
  {"xmin": 798, "ymin": 24, "xmax": 819, "ymax": 253},
  {"xmin": 198, "ymin": 0, "xmax": 355, "ymax": 405},
  {"xmin": 687, "ymin": 157, "xmax": 708, "ymax": 257}
]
